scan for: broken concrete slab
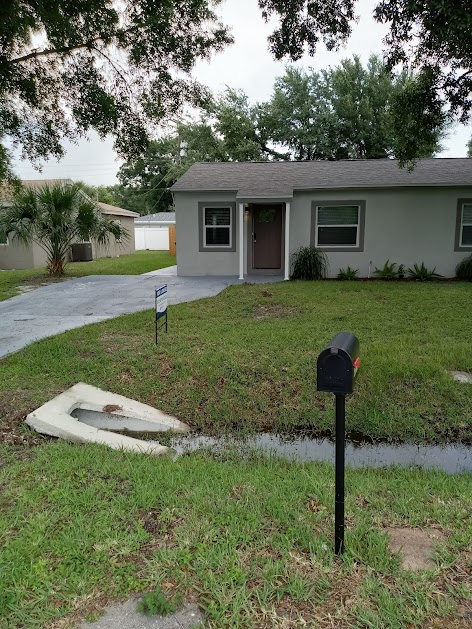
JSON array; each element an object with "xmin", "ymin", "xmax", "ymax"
[
  {"xmin": 387, "ymin": 527, "xmax": 445, "ymax": 570},
  {"xmin": 449, "ymin": 370, "xmax": 472, "ymax": 384},
  {"xmin": 26, "ymin": 383, "xmax": 189, "ymax": 456},
  {"xmin": 78, "ymin": 599, "xmax": 203, "ymax": 629}
]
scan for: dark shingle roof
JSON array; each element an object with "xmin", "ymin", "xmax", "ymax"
[
  {"xmin": 171, "ymin": 159, "xmax": 472, "ymax": 198},
  {"xmin": 134, "ymin": 212, "xmax": 176, "ymax": 223}
]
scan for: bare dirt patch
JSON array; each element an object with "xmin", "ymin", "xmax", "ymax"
[
  {"xmin": 387, "ymin": 527, "xmax": 445, "ymax": 570},
  {"xmin": 253, "ymin": 304, "xmax": 298, "ymax": 320},
  {"xmin": 102, "ymin": 404, "xmax": 122, "ymax": 413},
  {"xmin": 0, "ymin": 390, "xmax": 50, "ymax": 446},
  {"xmin": 17, "ymin": 276, "xmax": 70, "ymax": 294}
]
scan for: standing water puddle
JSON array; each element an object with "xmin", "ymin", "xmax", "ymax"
[{"xmin": 118, "ymin": 431, "xmax": 471, "ymax": 474}]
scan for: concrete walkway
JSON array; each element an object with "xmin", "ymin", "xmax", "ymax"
[
  {"xmin": 0, "ymin": 270, "xmax": 236, "ymax": 358},
  {"xmin": 78, "ymin": 600, "xmax": 203, "ymax": 629}
]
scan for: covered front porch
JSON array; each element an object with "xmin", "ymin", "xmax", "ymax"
[{"xmin": 237, "ymin": 199, "xmax": 292, "ymax": 281}]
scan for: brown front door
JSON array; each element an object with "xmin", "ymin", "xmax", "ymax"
[{"xmin": 252, "ymin": 205, "xmax": 282, "ymax": 269}]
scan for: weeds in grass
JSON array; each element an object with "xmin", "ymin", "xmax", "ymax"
[
  {"xmin": 137, "ymin": 586, "xmax": 177, "ymax": 616},
  {"xmin": 0, "ymin": 442, "xmax": 470, "ymax": 628},
  {"xmin": 1, "ymin": 282, "xmax": 471, "ymax": 444}
]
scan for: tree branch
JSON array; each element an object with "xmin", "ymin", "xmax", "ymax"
[
  {"xmin": 9, "ymin": 39, "xmax": 102, "ymax": 65},
  {"xmin": 447, "ymin": 69, "xmax": 472, "ymax": 86}
]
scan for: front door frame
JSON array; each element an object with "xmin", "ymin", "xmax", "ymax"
[{"xmin": 247, "ymin": 203, "xmax": 285, "ymax": 276}]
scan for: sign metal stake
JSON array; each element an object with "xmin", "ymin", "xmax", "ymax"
[{"xmin": 155, "ymin": 285, "xmax": 168, "ymax": 343}]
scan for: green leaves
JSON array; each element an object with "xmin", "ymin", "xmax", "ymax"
[
  {"xmin": 0, "ymin": 0, "xmax": 233, "ymax": 178},
  {"xmin": 260, "ymin": 0, "xmax": 470, "ymax": 165},
  {"xmin": 259, "ymin": 0, "xmax": 356, "ymax": 60},
  {"xmin": 0, "ymin": 182, "xmax": 127, "ymax": 274}
]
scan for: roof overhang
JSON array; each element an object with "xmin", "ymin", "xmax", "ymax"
[{"xmin": 236, "ymin": 196, "xmax": 293, "ymax": 204}]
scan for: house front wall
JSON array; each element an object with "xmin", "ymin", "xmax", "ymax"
[
  {"xmin": 0, "ymin": 216, "xmax": 135, "ymax": 270},
  {"xmin": 175, "ymin": 186, "xmax": 472, "ymax": 278},
  {"xmin": 175, "ymin": 191, "xmax": 241, "ymax": 276},
  {"xmin": 290, "ymin": 186, "xmax": 472, "ymax": 277},
  {"xmin": 0, "ymin": 239, "xmax": 36, "ymax": 270}
]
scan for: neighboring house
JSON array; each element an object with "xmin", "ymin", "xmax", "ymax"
[
  {"xmin": 0, "ymin": 180, "xmax": 139, "ymax": 270},
  {"xmin": 171, "ymin": 158, "xmax": 472, "ymax": 279},
  {"xmin": 134, "ymin": 212, "xmax": 176, "ymax": 250}
]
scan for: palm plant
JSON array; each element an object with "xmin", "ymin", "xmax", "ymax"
[{"xmin": 0, "ymin": 182, "xmax": 127, "ymax": 275}]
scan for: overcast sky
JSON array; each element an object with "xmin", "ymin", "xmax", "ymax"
[{"xmin": 11, "ymin": 0, "xmax": 471, "ymax": 186}]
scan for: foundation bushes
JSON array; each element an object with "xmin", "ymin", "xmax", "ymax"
[
  {"xmin": 290, "ymin": 246, "xmax": 328, "ymax": 280},
  {"xmin": 456, "ymin": 254, "xmax": 472, "ymax": 281}
]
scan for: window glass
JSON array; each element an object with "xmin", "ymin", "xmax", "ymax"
[
  {"xmin": 204, "ymin": 207, "xmax": 231, "ymax": 247},
  {"xmin": 462, "ymin": 226, "xmax": 472, "ymax": 246},
  {"xmin": 318, "ymin": 206, "xmax": 359, "ymax": 225},
  {"xmin": 316, "ymin": 204, "xmax": 360, "ymax": 247},
  {"xmin": 318, "ymin": 226, "xmax": 358, "ymax": 246},
  {"xmin": 206, "ymin": 227, "xmax": 230, "ymax": 246},
  {"xmin": 461, "ymin": 204, "xmax": 472, "ymax": 246},
  {"xmin": 205, "ymin": 208, "xmax": 230, "ymax": 226}
]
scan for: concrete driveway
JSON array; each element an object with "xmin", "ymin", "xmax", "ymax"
[{"xmin": 0, "ymin": 268, "xmax": 236, "ymax": 358}]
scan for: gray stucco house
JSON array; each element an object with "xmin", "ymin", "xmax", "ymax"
[{"xmin": 171, "ymin": 158, "xmax": 472, "ymax": 279}]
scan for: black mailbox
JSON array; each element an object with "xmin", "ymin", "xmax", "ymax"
[{"xmin": 317, "ymin": 332, "xmax": 360, "ymax": 395}]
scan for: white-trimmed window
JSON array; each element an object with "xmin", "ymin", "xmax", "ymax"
[
  {"xmin": 316, "ymin": 205, "xmax": 360, "ymax": 247},
  {"xmin": 204, "ymin": 206, "xmax": 232, "ymax": 247},
  {"xmin": 459, "ymin": 202, "xmax": 472, "ymax": 247}
]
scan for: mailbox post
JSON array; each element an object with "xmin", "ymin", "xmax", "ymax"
[{"xmin": 317, "ymin": 332, "xmax": 360, "ymax": 555}]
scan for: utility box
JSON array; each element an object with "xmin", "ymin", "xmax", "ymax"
[
  {"xmin": 317, "ymin": 332, "xmax": 360, "ymax": 395},
  {"xmin": 71, "ymin": 242, "xmax": 93, "ymax": 262}
]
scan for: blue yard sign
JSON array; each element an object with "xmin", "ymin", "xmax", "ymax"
[{"xmin": 155, "ymin": 285, "xmax": 168, "ymax": 342}]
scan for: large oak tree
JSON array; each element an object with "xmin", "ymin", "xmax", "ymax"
[
  {"xmin": 1, "ymin": 1, "xmax": 470, "ymax": 179},
  {"xmin": 259, "ymin": 0, "xmax": 470, "ymax": 163},
  {"xmin": 0, "ymin": 0, "xmax": 231, "ymax": 181}
]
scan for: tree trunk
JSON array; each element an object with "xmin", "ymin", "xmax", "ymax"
[{"xmin": 47, "ymin": 256, "xmax": 65, "ymax": 275}]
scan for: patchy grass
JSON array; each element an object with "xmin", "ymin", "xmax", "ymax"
[
  {"xmin": 0, "ymin": 442, "xmax": 470, "ymax": 628},
  {"xmin": 1, "ymin": 281, "xmax": 472, "ymax": 444},
  {"xmin": 0, "ymin": 251, "xmax": 175, "ymax": 301}
]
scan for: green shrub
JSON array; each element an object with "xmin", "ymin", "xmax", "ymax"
[
  {"xmin": 137, "ymin": 586, "xmax": 176, "ymax": 616},
  {"xmin": 397, "ymin": 264, "xmax": 406, "ymax": 278},
  {"xmin": 407, "ymin": 262, "xmax": 442, "ymax": 281},
  {"xmin": 373, "ymin": 260, "xmax": 399, "ymax": 280},
  {"xmin": 337, "ymin": 266, "xmax": 359, "ymax": 280},
  {"xmin": 456, "ymin": 254, "xmax": 472, "ymax": 281},
  {"xmin": 290, "ymin": 246, "xmax": 328, "ymax": 280}
]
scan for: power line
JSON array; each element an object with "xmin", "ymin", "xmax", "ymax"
[{"xmin": 12, "ymin": 161, "xmax": 123, "ymax": 169}]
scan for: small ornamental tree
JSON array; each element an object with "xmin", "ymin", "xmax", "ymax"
[{"xmin": 0, "ymin": 183, "xmax": 127, "ymax": 275}]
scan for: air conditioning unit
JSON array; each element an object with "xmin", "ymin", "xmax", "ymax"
[{"xmin": 71, "ymin": 242, "xmax": 93, "ymax": 262}]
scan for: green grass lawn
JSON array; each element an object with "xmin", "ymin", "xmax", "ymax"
[
  {"xmin": 1, "ymin": 281, "xmax": 471, "ymax": 444},
  {"xmin": 0, "ymin": 442, "xmax": 470, "ymax": 628},
  {"xmin": 0, "ymin": 251, "xmax": 176, "ymax": 301},
  {"xmin": 1, "ymin": 281, "xmax": 471, "ymax": 627}
]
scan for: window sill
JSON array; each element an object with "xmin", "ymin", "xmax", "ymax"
[{"xmin": 316, "ymin": 246, "xmax": 364, "ymax": 253}]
